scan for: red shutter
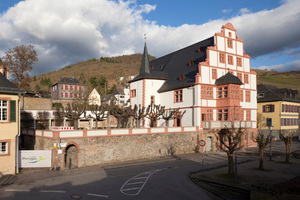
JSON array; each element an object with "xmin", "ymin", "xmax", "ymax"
[
  {"xmin": 282, "ymin": 104, "xmax": 284, "ymax": 112},
  {"xmin": 271, "ymin": 105, "xmax": 275, "ymax": 112},
  {"xmin": 263, "ymin": 105, "xmax": 266, "ymax": 112}
]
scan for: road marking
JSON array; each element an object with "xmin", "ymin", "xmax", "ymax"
[
  {"xmin": 40, "ymin": 190, "xmax": 66, "ymax": 193},
  {"xmin": 5, "ymin": 189, "xmax": 30, "ymax": 192},
  {"xmin": 126, "ymin": 181, "xmax": 144, "ymax": 185},
  {"xmin": 132, "ymin": 176, "xmax": 148, "ymax": 180},
  {"xmin": 87, "ymin": 193, "xmax": 109, "ymax": 198},
  {"xmin": 120, "ymin": 169, "xmax": 163, "ymax": 196},
  {"xmin": 121, "ymin": 187, "xmax": 141, "ymax": 191}
]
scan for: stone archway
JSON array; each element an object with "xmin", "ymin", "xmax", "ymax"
[{"xmin": 65, "ymin": 145, "xmax": 78, "ymax": 169}]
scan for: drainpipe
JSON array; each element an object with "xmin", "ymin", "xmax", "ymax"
[{"xmin": 15, "ymin": 92, "xmax": 21, "ymax": 174}]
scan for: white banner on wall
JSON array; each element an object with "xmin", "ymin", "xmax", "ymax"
[{"xmin": 19, "ymin": 150, "xmax": 52, "ymax": 168}]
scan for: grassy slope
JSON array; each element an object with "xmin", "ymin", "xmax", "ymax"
[{"xmin": 31, "ymin": 56, "xmax": 300, "ymax": 96}]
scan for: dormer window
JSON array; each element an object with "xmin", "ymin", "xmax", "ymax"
[
  {"xmin": 198, "ymin": 47, "xmax": 201, "ymax": 52},
  {"xmin": 179, "ymin": 75, "xmax": 183, "ymax": 81},
  {"xmin": 189, "ymin": 60, "xmax": 193, "ymax": 66},
  {"xmin": 150, "ymin": 66, "xmax": 153, "ymax": 70},
  {"xmin": 257, "ymin": 93, "xmax": 265, "ymax": 98}
]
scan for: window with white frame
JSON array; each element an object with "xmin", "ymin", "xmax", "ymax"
[
  {"xmin": 0, "ymin": 142, "xmax": 8, "ymax": 154},
  {"xmin": 0, "ymin": 100, "xmax": 8, "ymax": 122}
]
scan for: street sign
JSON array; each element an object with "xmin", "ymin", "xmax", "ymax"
[
  {"xmin": 60, "ymin": 143, "xmax": 67, "ymax": 148},
  {"xmin": 199, "ymin": 140, "xmax": 206, "ymax": 147}
]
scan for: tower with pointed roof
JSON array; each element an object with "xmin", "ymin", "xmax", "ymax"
[{"xmin": 129, "ymin": 23, "xmax": 257, "ymax": 148}]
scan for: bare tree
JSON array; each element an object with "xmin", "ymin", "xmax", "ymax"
[
  {"xmin": 2, "ymin": 45, "xmax": 38, "ymax": 90},
  {"xmin": 162, "ymin": 109, "xmax": 177, "ymax": 127},
  {"xmin": 37, "ymin": 111, "xmax": 50, "ymax": 130},
  {"xmin": 216, "ymin": 123, "xmax": 245, "ymax": 176},
  {"xmin": 279, "ymin": 130, "xmax": 295, "ymax": 163},
  {"xmin": 132, "ymin": 104, "xmax": 146, "ymax": 128},
  {"xmin": 145, "ymin": 104, "xmax": 165, "ymax": 127},
  {"xmin": 110, "ymin": 105, "xmax": 133, "ymax": 128},
  {"xmin": 253, "ymin": 112, "xmax": 270, "ymax": 169},
  {"xmin": 56, "ymin": 102, "xmax": 87, "ymax": 130},
  {"xmin": 91, "ymin": 104, "xmax": 108, "ymax": 129}
]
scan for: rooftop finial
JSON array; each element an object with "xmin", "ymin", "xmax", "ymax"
[{"xmin": 144, "ymin": 33, "xmax": 147, "ymax": 45}]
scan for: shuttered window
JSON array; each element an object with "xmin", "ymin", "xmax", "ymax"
[{"xmin": 10, "ymin": 100, "xmax": 16, "ymax": 122}]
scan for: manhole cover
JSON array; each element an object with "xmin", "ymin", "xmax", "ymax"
[{"xmin": 71, "ymin": 194, "xmax": 82, "ymax": 199}]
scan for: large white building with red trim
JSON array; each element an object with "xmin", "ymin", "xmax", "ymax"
[{"xmin": 129, "ymin": 23, "xmax": 257, "ymax": 141}]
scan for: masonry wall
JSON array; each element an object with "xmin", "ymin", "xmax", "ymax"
[{"xmin": 21, "ymin": 130, "xmax": 201, "ymax": 168}]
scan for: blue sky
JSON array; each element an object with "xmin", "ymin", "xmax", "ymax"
[{"xmin": 0, "ymin": 0, "xmax": 300, "ymax": 75}]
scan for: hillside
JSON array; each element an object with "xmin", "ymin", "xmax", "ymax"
[
  {"xmin": 30, "ymin": 54, "xmax": 155, "ymax": 92},
  {"xmin": 30, "ymin": 55, "xmax": 300, "ymax": 97},
  {"xmin": 253, "ymin": 69, "xmax": 300, "ymax": 92}
]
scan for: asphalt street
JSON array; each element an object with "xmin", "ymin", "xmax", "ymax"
[{"xmin": 0, "ymin": 153, "xmax": 235, "ymax": 200}]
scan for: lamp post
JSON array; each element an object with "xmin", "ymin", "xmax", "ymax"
[{"xmin": 269, "ymin": 125, "xmax": 273, "ymax": 161}]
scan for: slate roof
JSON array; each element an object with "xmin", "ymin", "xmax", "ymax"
[
  {"xmin": 0, "ymin": 73, "xmax": 24, "ymax": 94},
  {"xmin": 113, "ymin": 87, "xmax": 125, "ymax": 95},
  {"xmin": 130, "ymin": 37, "xmax": 215, "ymax": 92},
  {"xmin": 257, "ymin": 84, "xmax": 300, "ymax": 103},
  {"xmin": 215, "ymin": 72, "xmax": 243, "ymax": 85},
  {"xmin": 58, "ymin": 77, "xmax": 80, "ymax": 84}
]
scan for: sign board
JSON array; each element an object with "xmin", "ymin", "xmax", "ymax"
[
  {"xmin": 199, "ymin": 140, "xmax": 206, "ymax": 147},
  {"xmin": 19, "ymin": 150, "xmax": 52, "ymax": 168},
  {"xmin": 60, "ymin": 143, "xmax": 67, "ymax": 148}
]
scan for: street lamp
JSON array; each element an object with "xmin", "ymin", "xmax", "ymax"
[{"xmin": 269, "ymin": 125, "xmax": 273, "ymax": 161}]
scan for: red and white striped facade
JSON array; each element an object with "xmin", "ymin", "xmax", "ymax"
[{"xmin": 130, "ymin": 23, "xmax": 257, "ymax": 133}]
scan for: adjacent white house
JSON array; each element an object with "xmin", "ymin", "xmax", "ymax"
[
  {"xmin": 88, "ymin": 88, "xmax": 101, "ymax": 106},
  {"xmin": 129, "ymin": 23, "xmax": 257, "ymax": 136},
  {"xmin": 113, "ymin": 84, "xmax": 130, "ymax": 106}
]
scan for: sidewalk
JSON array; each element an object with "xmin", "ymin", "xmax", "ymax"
[{"xmin": 191, "ymin": 140, "xmax": 300, "ymax": 200}]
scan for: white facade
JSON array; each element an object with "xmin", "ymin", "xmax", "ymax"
[
  {"xmin": 129, "ymin": 23, "xmax": 257, "ymax": 131},
  {"xmin": 88, "ymin": 88, "xmax": 101, "ymax": 106}
]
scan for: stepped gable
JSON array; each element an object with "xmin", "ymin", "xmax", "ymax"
[{"xmin": 215, "ymin": 72, "xmax": 243, "ymax": 85}]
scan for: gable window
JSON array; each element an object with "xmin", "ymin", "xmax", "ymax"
[
  {"xmin": 258, "ymin": 93, "xmax": 264, "ymax": 98},
  {"xmin": 174, "ymin": 89, "xmax": 183, "ymax": 103},
  {"xmin": 228, "ymin": 55, "xmax": 233, "ymax": 65},
  {"xmin": 212, "ymin": 69, "xmax": 217, "ymax": 79},
  {"xmin": 0, "ymin": 141, "xmax": 9, "ymax": 155},
  {"xmin": 229, "ymin": 32, "xmax": 232, "ymax": 38},
  {"xmin": 130, "ymin": 89, "xmax": 136, "ymax": 98},
  {"xmin": 219, "ymin": 53, "xmax": 225, "ymax": 63},
  {"xmin": 0, "ymin": 100, "xmax": 8, "ymax": 122},
  {"xmin": 244, "ymin": 74, "xmax": 249, "ymax": 84},
  {"xmin": 227, "ymin": 39, "xmax": 233, "ymax": 48},
  {"xmin": 237, "ymin": 73, "xmax": 242, "ymax": 82},
  {"xmin": 245, "ymin": 91, "xmax": 250, "ymax": 102},
  {"xmin": 237, "ymin": 57, "xmax": 242, "ymax": 67}
]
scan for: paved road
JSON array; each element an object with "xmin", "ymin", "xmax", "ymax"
[{"xmin": 0, "ymin": 152, "xmax": 245, "ymax": 200}]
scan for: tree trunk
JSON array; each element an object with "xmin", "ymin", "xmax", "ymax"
[
  {"xmin": 74, "ymin": 119, "xmax": 79, "ymax": 130},
  {"xmin": 166, "ymin": 119, "xmax": 169, "ymax": 127},
  {"xmin": 95, "ymin": 118, "xmax": 98, "ymax": 129},
  {"xmin": 227, "ymin": 154, "xmax": 234, "ymax": 176},
  {"xmin": 285, "ymin": 143, "xmax": 291, "ymax": 163},
  {"xmin": 117, "ymin": 118, "xmax": 122, "ymax": 128},
  {"xmin": 259, "ymin": 148, "xmax": 264, "ymax": 169}
]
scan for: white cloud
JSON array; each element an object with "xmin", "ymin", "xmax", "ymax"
[
  {"xmin": 222, "ymin": 9, "xmax": 232, "ymax": 14},
  {"xmin": 0, "ymin": 0, "xmax": 300, "ymax": 75},
  {"xmin": 258, "ymin": 60, "xmax": 300, "ymax": 72},
  {"xmin": 239, "ymin": 8, "xmax": 250, "ymax": 15}
]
